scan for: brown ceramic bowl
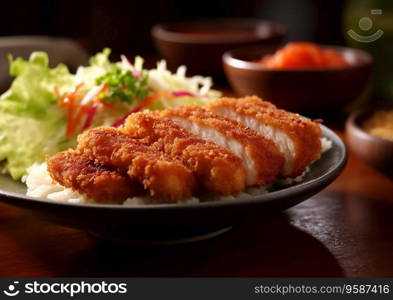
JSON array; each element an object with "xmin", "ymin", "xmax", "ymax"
[
  {"xmin": 223, "ymin": 45, "xmax": 373, "ymax": 113},
  {"xmin": 151, "ymin": 18, "xmax": 285, "ymax": 76},
  {"xmin": 346, "ymin": 110, "xmax": 393, "ymax": 180}
]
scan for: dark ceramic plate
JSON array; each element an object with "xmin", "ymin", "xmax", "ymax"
[{"xmin": 0, "ymin": 125, "xmax": 346, "ymax": 244}]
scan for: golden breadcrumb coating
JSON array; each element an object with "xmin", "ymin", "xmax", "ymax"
[
  {"xmin": 207, "ymin": 96, "xmax": 322, "ymax": 177},
  {"xmin": 122, "ymin": 112, "xmax": 246, "ymax": 195},
  {"xmin": 161, "ymin": 106, "xmax": 284, "ymax": 186},
  {"xmin": 46, "ymin": 96, "xmax": 322, "ymax": 204},
  {"xmin": 77, "ymin": 127, "xmax": 196, "ymax": 200},
  {"xmin": 47, "ymin": 151, "xmax": 139, "ymax": 204}
]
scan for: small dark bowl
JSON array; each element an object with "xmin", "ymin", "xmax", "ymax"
[
  {"xmin": 223, "ymin": 45, "xmax": 373, "ymax": 113},
  {"xmin": 151, "ymin": 18, "xmax": 285, "ymax": 76},
  {"xmin": 346, "ymin": 110, "xmax": 393, "ymax": 180}
]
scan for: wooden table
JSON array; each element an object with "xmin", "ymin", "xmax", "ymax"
[{"xmin": 1, "ymin": 127, "xmax": 393, "ymax": 277}]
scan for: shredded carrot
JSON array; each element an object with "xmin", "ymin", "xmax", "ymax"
[
  {"xmin": 131, "ymin": 90, "xmax": 172, "ymax": 113},
  {"xmin": 56, "ymin": 84, "xmax": 173, "ymax": 137},
  {"xmin": 100, "ymin": 101, "xmax": 116, "ymax": 110},
  {"xmin": 66, "ymin": 96, "xmax": 75, "ymax": 137},
  {"xmin": 55, "ymin": 83, "xmax": 90, "ymax": 137},
  {"xmin": 67, "ymin": 105, "xmax": 90, "ymax": 136},
  {"xmin": 111, "ymin": 90, "xmax": 172, "ymax": 127},
  {"xmin": 54, "ymin": 86, "xmax": 61, "ymax": 99},
  {"xmin": 74, "ymin": 82, "xmax": 85, "ymax": 92}
]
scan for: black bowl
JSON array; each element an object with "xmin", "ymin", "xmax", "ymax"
[
  {"xmin": 0, "ymin": 125, "xmax": 346, "ymax": 244},
  {"xmin": 151, "ymin": 18, "xmax": 285, "ymax": 76}
]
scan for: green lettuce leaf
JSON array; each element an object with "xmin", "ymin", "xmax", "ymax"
[{"xmin": 0, "ymin": 52, "xmax": 74, "ymax": 179}]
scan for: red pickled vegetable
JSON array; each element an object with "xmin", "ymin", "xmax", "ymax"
[
  {"xmin": 172, "ymin": 91, "xmax": 195, "ymax": 97},
  {"xmin": 82, "ymin": 104, "xmax": 99, "ymax": 130},
  {"xmin": 258, "ymin": 42, "xmax": 350, "ymax": 69}
]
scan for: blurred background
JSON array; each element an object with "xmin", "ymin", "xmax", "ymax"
[
  {"xmin": 0, "ymin": 0, "xmax": 392, "ymax": 104},
  {"xmin": 0, "ymin": 0, "xmax": 350, "ymax": 57}
]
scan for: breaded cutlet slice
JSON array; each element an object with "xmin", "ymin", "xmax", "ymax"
[
  {"xmin": 122, "ymin": 112, "xmax": 246, "ymax": 195},
  {"xmin": 161, "ymin": 106, "xmax": 284, "ymax": 186},
  {"xmin": 207, "ymin": 96, "xmax": 322, "ymax": 177},
  {"xmin": 47, "ymin": 151, "xmax": 139, "ymax": 204},
  {"xmin": 77, "ymin": 127, "xmax": 196, "ymax": 200}
]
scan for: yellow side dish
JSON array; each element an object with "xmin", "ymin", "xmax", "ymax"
[{"xmin": 363, "ymin": 110, "xmax": 393, "ymax": 141}]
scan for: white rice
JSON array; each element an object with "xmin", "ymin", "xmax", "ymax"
[
  {"xmin": 23, "ymin": 163, "xmax": 88, "ymax": 204},
  {"xmin": 277, "ymin": 137, "xmax": 332, "ymax": 185},
  {"xmin": 321, "ymin": 137, "xmax": 333, "ymax": 154},
  {"xmin": 23, "ymin": 164, "xmax": 269, "ymax": 205},
  {"xmin": 23, "ymin": 137, "xmax": 332, "ymax": 205}
]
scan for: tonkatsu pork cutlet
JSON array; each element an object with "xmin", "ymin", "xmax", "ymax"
[
  {"xmin": 161, "ymin": 106, "xmax": 284, "ymax": 186},
  {"xmin": 47, "ymin": 151, "xmax": 139, "ymax": 204},
  {"xmin": 207, "ymin": 96, "xmax": 322, "ymax": 178},
  {"xmin": 77, "ymin": 127, "xmax": 196, "ymax": 200},
  {"xmin": 122, "ymin": 112, "xmax": 246, "ymax": 195}
]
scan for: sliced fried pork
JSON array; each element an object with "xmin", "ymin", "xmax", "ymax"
[
  {"xmin": 47, "ymin": 151, "xmax": 139, "ymax": 204},
  {"xmin": 207, "ymin": 96, "xmax": 322, "ymax": 177},
  {"xmin": 122, "ymin": 112, "xmax": 246, "ymax": 195},
  {"xmin": 161, "ymin": 106, "xmax": 284, "ymax": 186},
  {"xmin": 76, "ymin": 127, "xmax": 196, "ymax": 200}
]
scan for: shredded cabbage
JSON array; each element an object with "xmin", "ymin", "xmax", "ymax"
[
  {"xmin": 0, "ymin": 52, "xmax": 74, "ymax": 179},
  {"xmin": 0, "ymin": 48, "xmax": 221, "ymax": 179}
]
